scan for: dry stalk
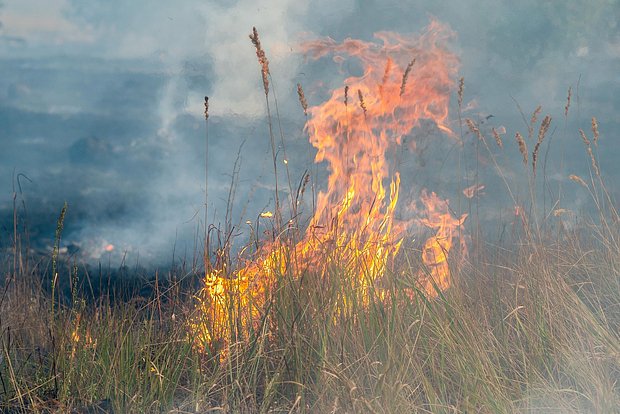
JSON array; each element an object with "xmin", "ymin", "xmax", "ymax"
[
  {"xmin": 249, "ymin": 27, "xmax": 270, "ymax": 96},
  {"xmin": 249, "ymin": 26, "xmax": 280, "ymax": 228},
  {"xmin": 204, "ymin": 96, "xmax": 210, "ymax": 271},
  {"xmin": 516, "ymin": 132, "xmax": 528, "ymax": 165},
  {"xmin": 587, "ymin": 147, "xmax": 600, "ymax": 177},
  {"xmin": 298, "ymin": 173, "xmax": 310, "ymax": 202},
  {"xmin": 569, "ymin": 174, "xmax": 588, "ymax": 188},
  {"xmin": 491, "ymin": 128, "xmax": 503, "ymax": 148},
  {"xmin": 344, "ymin": 85, "xmax": 349, "ymax": 107},
  {"xmin": 528, "ymin": 105, "xmax": 542, "ymax": 139},
  {"xmin": 457, "ymin": 77, "xmax": 464, "ymax": 109},
  {"xmin": 358, "ymin": 89, "xmax": 368, "ymax": 118},
  {"xmin": 532, "ymin": 115, "xmax": 551, "ymax": 175},
  {"xmin": 297, "ymin": 83, "xmax": 308, "ymax": 116},
  {"xmin": 591, "ymin": 117, "xmax": 599, "ymax": 145},
  {"xmin": 465, "ymin": 119, "xmax": 483, "ymax": 142},
  {"xmin": 400, "ymin": 58, "xmax": 416, "ymax": 97},
  {"xmin": 380, "ymin": 57, "xmax": 393, "ymax": 98},
  {"xmin": 577, "ymin": 128, "xmax": 600, "ymax": 177},
  {"xmin": 579, "ymin": 129, "xmax": 590, "ymax": 146},
  {"xmin": 537, "ymin": 115, "xmax": 551, "ymax": 144},
  {"xmin": 564, "ymin": 86, "xmax": 572, "ymax": 117}
]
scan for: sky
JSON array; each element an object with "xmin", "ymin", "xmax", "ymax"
[{"xmin": 1, "ymin": 0, "xmax": 618, "ymax": 266}]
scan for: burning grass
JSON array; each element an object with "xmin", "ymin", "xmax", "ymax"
[
  {"xmin": 192, "ymin": 21, "xmax": 468, "ymax": 351},
  {"xmin": 1, "ymin": 21, "xmax": 619, "ymax": 413}
]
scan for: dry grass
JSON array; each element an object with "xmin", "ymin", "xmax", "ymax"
[
  {"xmin": 399, "ymin": 58, "xmax": 416, "ymax": 97},
  {"xmin": 2, "ymin": 213, "xmax": 618, "ymax": 413},
  {"xmin": 528, "ymin": 105, "xmax": 542, "ymax": 139},
  {"xmin": 249, "ymin": 27, "xmax": 270, "ymax": 97},
  {"xmin": 564, "ymin": 86, "xmax": 572, "ymax": 118},
  {"xmin": 592, "ymin": 117, "xmax": 599, "ymax": 145},
  {"xmin": 532, "ymin": 114, "xmax": 551, "ymax": 176},
  {"xmin": 516, "ymin": 132, "xmax": 528, "ymax": 165},
  {"xmin": 296, "ymin": 83, "xmax": 308, "ymax": 117},
  {"xmin": 491, "ymin": 127, "xmax": 503, "ymax": 148},
  {"xmin": 357, "ymin": 89, "xmax": 368, "ymax": 118},
  {"xmin": 457, "ymin": 76, "xmax": 464, "ymax": 109},
  {"xmin": 579, "ymin": 128, "xmax": 601, "ymax": 177}
]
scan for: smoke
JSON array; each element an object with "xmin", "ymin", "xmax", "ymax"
[{"xmin": 0, "ymin": 0, "xmax": 618, "ymax": 266}]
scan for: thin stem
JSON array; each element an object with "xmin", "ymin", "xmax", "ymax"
[{"xmin": 204, "ymin": 96, "xmax": 211, "ymax": 273}]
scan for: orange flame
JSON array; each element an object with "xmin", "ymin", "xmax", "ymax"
[
  {"xmin": 417, "ymin": 190, "xmax": 467, "ymax": 294},
  {"xmin": 191, "ymin": 20, "xmax": 466, "ymax": 351}
]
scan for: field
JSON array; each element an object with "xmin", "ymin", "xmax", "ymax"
[{"xmin": 1, "ymin": 26, "xmax": 619, "ymax": 413}]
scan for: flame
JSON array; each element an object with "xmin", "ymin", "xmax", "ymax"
[
  {"xmin": 70, "ymin": 313, "xmax": 96, "ymax": 358},
  {"xmin": 191, "ymin": 20, "xmax": 467, "ymax": 351},
  {"xmin": 417, "ymin": 190, "xmax": 467, "ymax": 294}
]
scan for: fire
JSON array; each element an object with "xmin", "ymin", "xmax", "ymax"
[
  {"xmin": 417, "ymin": 190, "xmax": 467, "ymax": 294},
  {"xmin": 191, "ymin": 20, "xmax": 467, "ymax": 351},
  {"xmin": 70, "ymin": 313, "xmax": 96, "ymax": 358}
]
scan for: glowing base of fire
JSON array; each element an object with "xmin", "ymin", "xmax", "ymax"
[{"xmin": 189, "ymin": 186, "xmax": 466, "ymax": 352}]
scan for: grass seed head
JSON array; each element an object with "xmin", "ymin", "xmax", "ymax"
[
  {"xmin": 491, "ymin": 127, "xmax": 503, "ymax": 148},
  {"xmin": 532, "ymin": 115, "xmax": 551, "ymax": 176},
  {"xmin": 249, "ymin": 27, "xmax": 270, "ymax": 96},
  {"xmin": 537, "ymin": 115, "xmax": 551, "ymax": 144},
  {"xmin": 466, "ymin": 119, "xmax": 483, "ymax": 142},
  {"xmin": 516, "ymin": 132, "xmax": 528, "ymax": 165},
  {"xmin": 579, "ymin": 129, "xmax": 591, "ymax": 146},
  {"xmin": 565, "ymin": 86, "xmax": 572, "ymax": 117},
  {"xmin": 400, "ymin": 58, "xmax": 416, "ymax": 97},
  {"xmin": 297, "ymin": 83, "xmax": 308, "ymax": 116},
  {"xmin": 528, "ymin": 105, "xmax": 542, "ymax": 139},
  {"xmin": 358, "ymin": 89, "xmax": 368, "ymax": 118},
  {"xmin": 457, "ymin": 76, "xmax": 464, "ymax": 109},
  {"xmin": 299, "ymin": 173, "xmax": 311, "ymax": 201},
  {"xmin": 587, "ymin": 147, "xmax": 600, "ymax": 177},
  {"xmin": 591, "ymin": 117, "xmax": 599, "ymax": 145},
  {"xmin": 569, "ymin": 174, "xmax": 588, "ymax": 188}
]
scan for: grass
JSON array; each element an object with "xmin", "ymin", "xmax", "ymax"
[
  {"xmin": 1, "ymin": 213, "xmax": 618, "ymax": 412},
  {"xmin": 1, "ymin": 29, "xmax": 619, "ymax": 413}
]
